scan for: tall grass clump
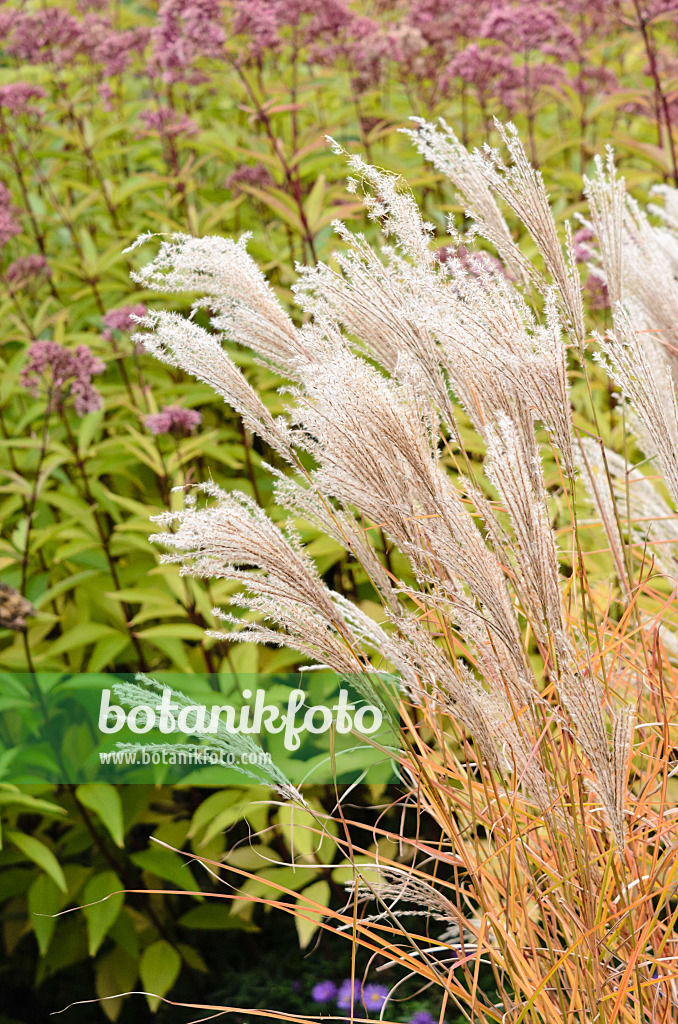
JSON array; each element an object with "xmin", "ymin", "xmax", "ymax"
[{"xmin": 127, "ymin": 122, "xmax": 678, "ymax": 1023}]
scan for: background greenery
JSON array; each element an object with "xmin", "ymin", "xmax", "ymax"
[{"xmin": 1, "ymin": 0, "xmax": 677, "ymax": 1019}]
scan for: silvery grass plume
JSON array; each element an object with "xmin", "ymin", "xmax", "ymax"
[
  {"xmin": 131, "ymin": 125, "xmax": 678, "ymax": 1021},
  {"xmin": 111, "ymin": 673, "xmax": 301, "ymax": 799}
]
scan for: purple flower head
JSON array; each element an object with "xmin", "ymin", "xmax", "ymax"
[
  {"xmin": 0, "ymin": 83, "xmax": 46, "ymax": 117},
  {"xmin": 87, "ymin": 22, "xmax": 152, "ymax": 76},
  {"xmin": 231, "ymin": 0, "xmax": 282, "ymax": 60},
  {"xmin": 151, "ymin": 0, "xmax": 225, "ymax": 81},
  {"xmin": 410, "ymin": 1012, "xmax": 437, "ymax": 1024},
  {"xmin": 573, "ymin": 226, "xmax": 595, "ymax": 264},
  {"xmin": 4, "ymin": 255, "xmax": 50, "ymax": 288},
  {"xmin": 337, "ymin": 979, "xmax": 362, "ymax": 1010},
  {"xmin": 102, "ymin": 303, "xmax": 147, "ymax": 334},
  {"xmin": 8, "ymin": 9, "xmax": 83, "ymax": 66},
  {"xmin": 444, "ymin": 43, "xmax": 519, "ymax": 102},
  {"xmin": 362, "ymin": 984, "xmax": 388, "ymax": 1012},
  {"xmin": 145, "ymin": 404, "xmax": 202, "ymax": 437},
  {"xmin": 0, "ymin": 183, "xmax": 21, "ymax": 248},
  {"xmin": 311, "ymin": 980, "xmax": 338, "ymax": 1004},
  {"xmin": 585, "ymin": 272, "xmax": 609, "ymax": 311},
  {"xmin": 137, "ymin": 105, "xmax": 199, "ymax": 138},
  {"xmin": 99, "ymin": 82, "xmax": 114, "ymax": 112},
  {"xmin": 20, "ymin": 341, "xmax": 105, "ymax": 416},
  {"xmin": 481, "ymin": 3, "xmax": 574, "ymax": 57},
  {"xmin": 224, "ymin": 164, "xmax": 273, "ymax": 193},
  {"xmin": 406, "ymin": 0, "xmax": 493, "ymax": 54}
]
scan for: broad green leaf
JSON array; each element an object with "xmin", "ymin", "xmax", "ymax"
[
  {"xmin": 130, "ymin": 847, "xmax": 196, "ymax": 891},
  {"xmin": 75, "ymin": 784, "xmax": 125, "ymax": 848},
  {"xmin": 140, "ymin": 939, "xmax": 181, "ymax": 1012},
  {"xmin": 295, "ymin": 880, "xmax": 330, "ymax": 948},
  {"xmin": 6, "ymin": 831, "xmax": 67, "ymax": 892},
  {"xmin": 178, "ymin": 903, "xmax": 258, "ymax": 931},
  {"xmin": 82, "ymin": 871, "xmax": 124, "ymax": 956},
  {"xmin": 27, "ymin": 872, "xmax": 62, "ymax": 955}
]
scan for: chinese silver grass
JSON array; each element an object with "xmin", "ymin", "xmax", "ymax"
[
  {"xmin": 408, "ymin": 119, "xmax": 585, "ymax": 348},
  {"xmin": 133, "ymin": 128, "xmax": 674, "ymax": 857},
  {"xmin": 111, "ymin": 674, "xmax": 301, "ymax": 799},
  {"xmin": 135, "ymin": 310, "xmax": 292, "ymax": 458},
  {"xmin": 595, "ymin": 309, "xmax": 678, "ymax": 506},
  {"xmin": 129, "ymin": 126, "xmax": 678, "ymax": 1024},
  {"xmin": 403, "ymin": 117, "xmax": 531, "ymax": 289},
  {"xmin": 578, "ymin": 438, "xmax": 678, "ymax": 581}
]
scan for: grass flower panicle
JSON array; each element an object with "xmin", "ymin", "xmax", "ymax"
[{"xmin": 132, "ymin": 122, "xmax": 678, "ymax": 1023}]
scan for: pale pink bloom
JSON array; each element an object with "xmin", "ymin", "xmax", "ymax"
[
  {"xmin": 137, "ymin": 106, "xmax": 199, "ymax": 138},
  {"xmin": 0, "ymin": 183, "xmax": 20, "ymax": 248},
  {"xmin": 151, "ymin": 0, "xmax": 225, "ymax": 80},
  {"xmin": 7, "ymin": 9, "xmax": 83, "ymax": 65},
  {"xmin": 0, "ymin": 83, "xmax": 46, "ymax": 116},
  {"xmin": 224, "ymin": 164, "xmax": 273, "ymax": 193},
  {"xmin": 4, "ymin": 255, "xmax": 50, "ymax": 287},
  {"xmin": 102, "ymin": 303, "xmax": 148, "ymax": 334},
  {"xmin": 20, "ymin": 340, "xmax": 105, "ymax": 415},
  {"xmin": 145, "ymin": 404, "xmax": 202, "ymax": 436}
]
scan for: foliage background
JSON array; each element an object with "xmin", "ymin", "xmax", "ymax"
[{"xmin": 0, "ymin": 0, "xmax": 677, "ymax": 1019}]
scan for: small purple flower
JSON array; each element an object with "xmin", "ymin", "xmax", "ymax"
[
  {"xmin": 410, "ymin": 1012, "xmax": 437, "ymax": 1024},
  {"xmin": 145, "ymin": 404, "xmax": 202, "ymax": 437},
  {"xmin": 137, "ymin": 105, "xmax": 199, "ymax": 138},
  {"xmin": 337, "ymin": 978, "xmax": 362, "ymax": 1009},
  {"xmin": 311, "ymin": 980, "xmax": 338, "ymax": 1004},
  {"xmin": 0, "ymin": 83, "xmax": 46, "ymax": 117},
  {"xmin": 0, "ymin": 182, "xmax": 21, "ymax": 248},
  {"xmin": 573, "ymin": 226, "xmax": 595, "ymax": 264},
  {"xmin": 4, "ymin": 255, "xmax": 50, "ymax": 287},
  {"xmin": 362, "ymin": 984, "xmax": 388, "ymax": 1012},
  {"xmin": 585, "ymin": 272, "xmax": 610, "ymax": 311},
  {"xmin": 102, "ymin": 303, "xmax": 147, "ymax": 335},
  {"xmin": 224, "ymin": 164, "xmax": 273, "ymax": 194},
  {"xmin": 20, "ymin": 340, "xmax": 105, "ymax": 416}
]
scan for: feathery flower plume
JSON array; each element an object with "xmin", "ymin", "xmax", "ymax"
[{"xmin": 137, "ymin": 127, "xmax": 669, "ymax": 876}]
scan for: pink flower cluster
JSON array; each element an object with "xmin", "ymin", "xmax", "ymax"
[
  {"xmin": 444, "ymin": 43, "xmax": 519, "ymax": 106},
  {"xmin": 0, "ymin": 83, "xmax": 47, "ymax": 117},
  {"xmin": 137, "ymin": 106, "xmax": 199, "ymax": 138},
  {"xmin": 101, "ymin": 303, "xmax": 147, "ymax": 335},
  {"xmin": 20, "ymin": 341, "xmax": 106, "ymax": 416},
  {"xmin": 573, "ymin": 226, "xmax": 595, "ymax": 264},
  {"xmin": 145, "ymin": 404, "xmax": 202, "ymax": 436},
  {"xmin": 0, "ymin": 183, "xmax": 21, "ymax": 249},
  {"xmin": 224, "ymin": 164, "xmax": 273, "ymax": 193},
  {"xmin": 7, "ymin": 9, "xmax": 82, "ymax": 66},
  {"xmin": 481, "ymin": 3, "xmax": 575, "ymax": 57},
  {"xmin": 5, "ymin": 8, "xmax": 150, "ymax": 76},
  {"xmin": 4, "ymin": 255, "xmax": 50, "ymax": 287},
  {"xmin": 151, "ymin": 0, "xmax": 226, "ymax": 81},
  {"xmin": 407, "ymin": 0, "xmax": 493, "ymax": 55}
]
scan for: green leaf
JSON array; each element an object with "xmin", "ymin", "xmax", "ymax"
[
  {"xmin": 135, "ymin": 623, "xmax": 206, "ymax": 641},
  {"xmin": 303, "ymin": 173, "xmax": 326, "ymax": 233},
  {"xmin": 28, "ymin": 872, "xmax": 62, "ymax": 955},
  {"xmin": 295, "ymin": 880, "xmax": 330, "ymax": 949},
  {"xmin": 178, "ymin": 902, "xmax": 258, "ymax": 931},
  {"xmin": 187, "ymin": 788, "xmax": 245, "ymax": 842},
  {"xmin": 140, "ymin": 939, "xmax": 181, "ymax": 1012},
  {"xmin": 0, "ymin": 786, "xmax": 67, "ymax": 818},
  {"xmin": 75, "ymin": 784, "xmax": 125, "ymax": 848},
  {"xmin": 40, "ymin": 623, "xmax": 118, "ymax": 660},
  {"xmin": 130, "ymin": 847, "xmax": 196, "ymax": 891},
  {"xmin": 82, "ymin": 871, "xmax": 124, "ymax": 956},
  {"xmin": 6, "ymin": 831, "xmax": 67, "ymax": 892}
]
